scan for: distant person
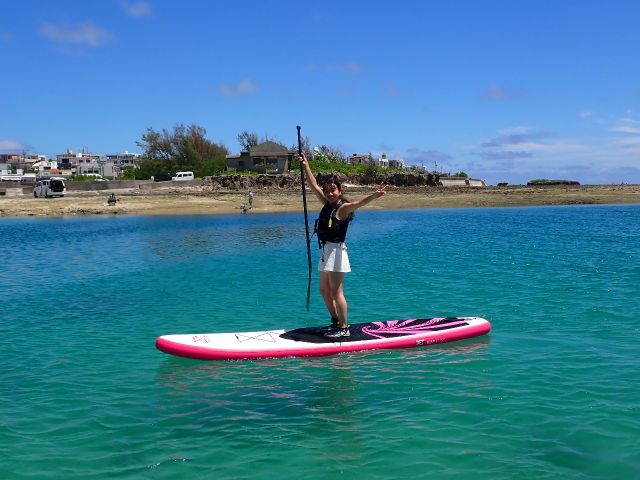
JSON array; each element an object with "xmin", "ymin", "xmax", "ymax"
[
  {"xmin": 107, "ymin": 193, "xmax": 117, "ymax": 206},
  {"xmin": 299, "ymin": 153, "xmax": 387, "ymax": 338},
  {"xmin": 248, "ymin": 190, "xmax": 254, "ymax": 209},
  {"xmin": 240, "ymin": 203, "xmax": 247, "ymax": 213}
]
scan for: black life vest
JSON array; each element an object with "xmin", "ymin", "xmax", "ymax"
[{"xmin": 315, "ymin": 200, "xmax": 350, "ymax": 244}]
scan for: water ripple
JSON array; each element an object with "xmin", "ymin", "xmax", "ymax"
[{"xmin": 1, "ymin": 205, "xmax": 639, "ymax": 479}]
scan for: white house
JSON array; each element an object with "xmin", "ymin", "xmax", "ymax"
[{"xmin": 377, "ymin": 153, "xmax": 405, "ymax": 169}]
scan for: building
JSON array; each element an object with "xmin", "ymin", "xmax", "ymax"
[
  {"xmin": 107, "ymin": 151, "xmax": 142, "ymax": 177},
  {"xmin": 346, "ymin": 153, "xmax": 374, "ymax": 165},
  {"xmin": 440, "ymin": 177, "xmax": 486, "ymax": 187},
  {"xmin": 226, "ymin": 141, "xmax": 292, "ymax": 174},
  {"xmin": 32, "ymin": 160, "xmax": 62, "ymax": 175},
  {"xmin": 56, "ymin": 149, "xmax": 125, "ymax": 178},
  {"xmin": 377, "ymin": 153, "xmax": 405, "ymax": 169},
  {"xmin": 0, "ymin": 153, "xmax": 46, "ymax": 172},
  {"xmin": 56, "ymin": 149, "xmax": 103, "ymax": 175},
  {"xmin": 388, "ymin": 158, "xmax": 405, "ymax": 169},
  {"xmin": 0, "ymin": 154, "xmax": 21, "ymax": 165},
  {"xmin": 107, "ymin": 151, "xmax": 141, "ymax": 168}
]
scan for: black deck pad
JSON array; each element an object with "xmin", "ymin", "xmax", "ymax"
[{"xmin": 280, "ymin": 317, "xmax": 469, "ymax": 344}]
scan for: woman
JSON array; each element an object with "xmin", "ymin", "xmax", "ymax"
[{"xmin": 300, "ymin": 154, "xmax": 387, "ymax": 338}]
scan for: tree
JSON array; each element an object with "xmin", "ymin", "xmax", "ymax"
[
  {"xmin": 314, "ymin": 144, "xmax": 345, "ymax": 162},
  {"xmin": 120, "ymin": 166, "xmax": 136, "ymax": 180},
  {"xmin": 137, "ymin": 127, "xmax": 177, "ymax": 162},
  {"xmin": 136, "ymin": 123, "xmax": 229, "ymax": 178},
  {"xmin": 288, "ymin": 135, "xmax": 313, "ymax": 158},
  {"xmin": 236, "ymin": 130, "xmax": 259, "ymax": 151}
]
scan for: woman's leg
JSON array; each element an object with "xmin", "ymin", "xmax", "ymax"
[
  {"xmin": 320, "ymin": 271, "xmax": 347, "ymax": 327},
  {"xmin": 319, "ymin": 271, "xmax": 337, "ymax": 319}
]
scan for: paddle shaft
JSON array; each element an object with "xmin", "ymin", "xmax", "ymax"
[{"xmin": 297, "ymin": 126, "xmax": 313, "ymax": 311}]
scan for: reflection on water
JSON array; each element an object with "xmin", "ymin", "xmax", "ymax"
[
  {"xmin": 245, "ymin": 225, "xmax": 296, "ymax": 248},
  {"xmin": 143, "ymin": 224, "xmax": 300, "ymax": 260},
  {"xmin": 4, "ymin": 206, "xmax": 638, "ymax": 480},
  {"xmin": 153, "ymin": 337, "xmax": 494, "ymax": 468},
  {"xmin": 155, "ymin": 335, "xmax": 492, "ymax": 422}
]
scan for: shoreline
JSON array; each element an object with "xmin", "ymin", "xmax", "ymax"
[{"xmin": 1, "ymin": 184, "xmax": 639, "ymax": 218}]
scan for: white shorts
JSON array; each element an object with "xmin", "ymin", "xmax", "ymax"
[{"xmin": 318, "ymin": 242, "xmax": 351, "ymax": 273}]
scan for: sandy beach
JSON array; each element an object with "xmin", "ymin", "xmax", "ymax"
[{"xmin": 1, "ymin": 184, "xmax": 639, "ymax": 217}]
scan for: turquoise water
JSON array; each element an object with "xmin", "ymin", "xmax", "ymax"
[{"xmin": 1, "ymin": 205, "xmax": 639, "ymax": 479}]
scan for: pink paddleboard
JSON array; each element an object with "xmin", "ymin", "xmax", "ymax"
[{"xmin": 156, "ymin": 316, "xmax": 491, "ymax": 361}]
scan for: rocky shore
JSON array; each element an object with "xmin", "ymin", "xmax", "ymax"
[
  {"xmin": 1, "ymin": 179, "xmax": 639, "ymax": 218},
  {"xmin": 200, "ymin": 171, "xmax": 443, "ymax": 190}
]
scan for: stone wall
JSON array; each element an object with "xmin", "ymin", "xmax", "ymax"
[{"xmin": 201, "ymin": 172, "xmax": 443, "ymax": 190}]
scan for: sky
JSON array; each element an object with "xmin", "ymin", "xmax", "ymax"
[{"xmin": 2, "ymin": 0, "xmax": 640, "ymax": 185}]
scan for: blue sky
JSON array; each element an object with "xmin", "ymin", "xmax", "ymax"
[{"xmin": 2, "ymin": 0, "xmax": 639, "ymax": 185}]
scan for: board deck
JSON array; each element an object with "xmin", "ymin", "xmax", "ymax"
[{"xmin": 156, "ymin": 316, "xmax": 491, "ymax": 360}]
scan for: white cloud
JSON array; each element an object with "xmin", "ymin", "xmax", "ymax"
[
  {"xmin": 0, "ymin": 140, "xmax": 27, "ymax": 152},
  {"xmin": 612, "ymin": 125, "xmax": 640, "ymax": 134},
  {"xmin": 217, "ymin": 79, "xmax": 259, "ymax": 98},
  {"xmin": 481, "ymin": 84, "xmax": 527, "ymax": 101},
  {"xmin": 120, "ymin": 0, "xmax": 153, "ymax": 18},
  {"xmin": 609, "ymin": 115, "xmax": 640, "ymax": 151},
  {"xmin": 612, "ymin": 135, "xmax": 640, "ymax": 150},
  {"xmin": 482, "ymin": 125, "xmax": 591, "ymax": 152},
  {"xmin": 496, "ymin": 126, "xmax": 532, "ymax": 134},
  {"xmin": 39, "ymin": 21, "xmax": 116, "ymax": 47},
  {"xmin": 482, "ymin": 84, "xmax": 507, "ymax": 100},
  {"xmin": 405, "ymin": 148, "xmax": 452, "ymax": 167},
  {"xmin": 475, "ymin": 126, "xmax": 589, "ymax": 172},
  {"xmin": 467, "ymin": 112, "xmax": 640, "ymax": 184},
  {"xmin": 611, "ymin": 116, "xmax": 640, "ymax": 134}
]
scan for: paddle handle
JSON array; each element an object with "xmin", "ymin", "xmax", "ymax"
[{"xmin": 297, "ymin": 126, "xmax": 312, "ymax": 311}]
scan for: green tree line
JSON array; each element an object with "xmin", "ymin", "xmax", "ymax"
[
  {"xmin": 130, "ymin": 124, "xmax": 229, "ymax": 180},
  {"xmin": 127, "ymin": 124, "xmax": 453, "ymax": 180}
]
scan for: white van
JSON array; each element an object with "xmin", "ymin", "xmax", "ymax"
[
  {"xmin": 1, "ymin": 174, "xmax": 22, "ymax": 182},
  {"xmin": 20, "ymin": 173, "xmax": 37, "ymax": 184},
  {"xmin": 84, "ymin": 173, "xmax": 106, "ymax": 181},
  {"xmin": 172, "ymin": 171, "xmax": 194, "ymax": 181},
  {"xmin": 33, "ymin": 178, "xmax": 66, "ymax": 198}
]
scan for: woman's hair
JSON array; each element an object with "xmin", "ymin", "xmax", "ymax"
[
  {"xmin": 318, "ymin": 174, "xmax": 349, "ymax": 201},
  {"xmin": 318, "ymin": 174, "xmax": 353, "ymax": 218},
  {"xmin": 319, "ymin": 174, "xmax": 343, "ymax": 193}
]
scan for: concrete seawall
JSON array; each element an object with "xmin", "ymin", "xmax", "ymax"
[
  {"xmin": 1, "ymin": 172, "xmax": 487, "ymax": 196},
  {"xmin": 0, "ymin": 179, "xmax": 181, "ymax": 195}
]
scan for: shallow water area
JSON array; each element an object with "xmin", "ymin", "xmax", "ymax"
[{"xmin": 1, "ymin": 205, "xmax": 639, "ymax": 479}]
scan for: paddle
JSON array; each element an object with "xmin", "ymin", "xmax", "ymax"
[{"xmin": 297, "ymin": 125, "xmax": 312, "ymax": 311}]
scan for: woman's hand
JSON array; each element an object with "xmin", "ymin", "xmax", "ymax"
[
  {"xmin": 339, "ymin": 183, "xmax": 388, "ymax": 218},
  {"xmin": 299, "ymin": 154, "xmax": 325, "ymax": 202},
  {"xmin": 374, "ymin": 183, "xmax": 388, "ymax": 197}
]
